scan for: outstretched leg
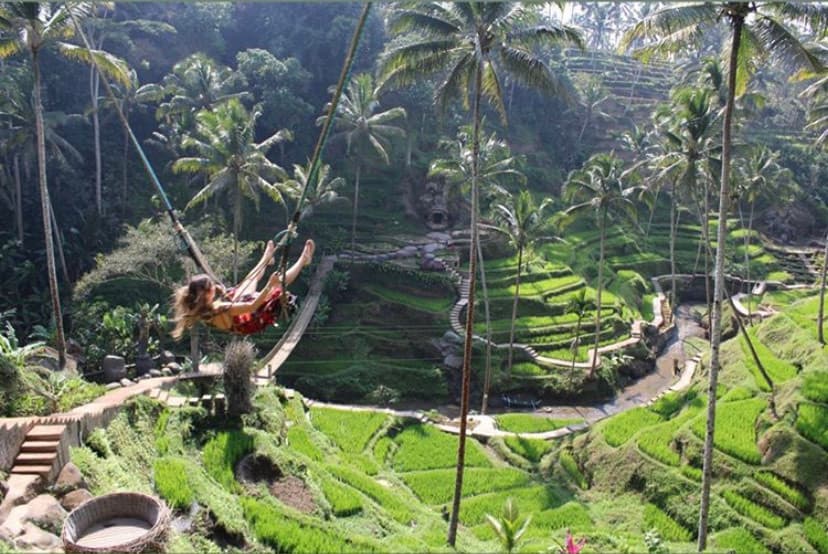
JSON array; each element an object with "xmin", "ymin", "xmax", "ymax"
[
  {"xmin": 272, "ymin": 239, "xmax": 315, "ymax": 289},
  {"xmin": 234, "ymin": 240, "xmax": 277, "ymax": 297}
]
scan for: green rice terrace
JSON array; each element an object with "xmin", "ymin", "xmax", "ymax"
[{"xmin": 2, "ymin": 2, "xmax": 828, "ymax": 553}]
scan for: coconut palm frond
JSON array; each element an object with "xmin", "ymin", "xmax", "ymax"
[
  {"xmin": 754, "ymin": 15, "xmax": 826, "ymax": 76},
  {"xmin": 57, "ymin": 42, "xmax": 131, "ymax": 88}
]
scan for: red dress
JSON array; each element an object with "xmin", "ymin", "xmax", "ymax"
[{"xmin": 223, "ymin": 286, "xmax": 297, "ymax": 335}]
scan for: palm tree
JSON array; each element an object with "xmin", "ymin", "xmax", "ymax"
[
  {"xmin": 565, "ymin": 288, "xmax": 590, "ymax": 386},
  {"xmin": 379, "ymin": 3, "xmax": 582, "ymax": 545},
  {"xmin": 322, "ymin": 73, "xmax": 406, "ymax": 258},
  {"xmin": 734, "ymin": 146, "xmax": 784, "ymax": 314},
  {"xmin": 564, "ymin": 152, "xmax": 642, "ymax": 379},
  {"xmin": 622, "ymin": 4, "xmax": 828, "ymax": 548},
  {"xmin": 172, "ymin": 98, "xmax": 292, "ymax": 281},
  {"xmin": 652, "ymin": 87, "xmax": 718, "ymax": 314},
  {"xmin": 285, "ymin": 162, "xmax": 346, "ymax": 221},
  {"xmin": 485, "ymin": 497, "xmax": 532, "ymax": 554},
  {"xmin": 0, "ymin": 2, "xmax": 130, "ymax": 369},
  {"xmin": 491, "ymin": 190, "xmax": 551, "ymax": 374}
]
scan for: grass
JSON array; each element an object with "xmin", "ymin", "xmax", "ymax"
[
  {"xmin": 691, "ymin": 398, "xmax": 766, "ymax": 464},
  {"xmin": 310, "ymin": 407, "xmax": 388, "ymax": 454},
  {"xmin": 325, "ymin": 464, "xmax": 417, "ymax": 525},
  {"xmin": 456, "ymin": 485, "xmax": 560, "ymax": 526},
  {"xmin": 494, "ymin": 414, "xmax": 583, "ymax": 434},
  {"xmin": 153, "ymin": 456, "xmax": 194, "ymax": 510},
  {"xmin": 739, "ymin": 328, "xmax": 798, "ymax": 391},
  {"xmin": 796, "ymin": 403, "xmax": 828, "ymax": 450},
  {"xmin": 559, "ymin": 450, "xmax": 588, "ymax": 490},
  {"xmin": 503, "ymin": 436, "xmax": 554, "ymax": 463},
  {"xmin": 803, "ymin": 517, "xmax": 828, "ymax": 553},
  {"xmin": 642, "ymin": 504, "xmax": 692, "ymax": 542},
  {"xmin": 286, "ymin": 426, "xmax": 323, "ymax": 461},
  {"xmin": 319, "ymin": 477, "xmax": 363, "ymax": 517},
  {"xmin": 803, "ymin": 372, "xmax": 828, "ymax": 403},
  {"xmin": 392, "ymin": 424, "xmax": 491, "ymax": 472},
  {"xmin": 754, "ymin": 471, "xmax": 810, "ymax": 512},
  {"xmin": 400, "ymin": 467, "xmax": 532, "ymax": 505},
  {"xmin": 363, "ymin": 284, "xmax": 454, "ymax": 313},
  {"xmin": 711, "ymin": 528, "xmax": 771, "ymax": 554},
  {"xmin": 601, "ymin": 407, "xmax": 662, "ymax": 447},
  {"xmin": 202, "ymin": 430, "xmax": 254, "ymax": 492},
  {"xmin": 722, "ymin": 490, "xmax": 786, "ymax": 529},
  {"xmin": 637, "ymin": 401, "xmax": 703, "ymax": 467}
]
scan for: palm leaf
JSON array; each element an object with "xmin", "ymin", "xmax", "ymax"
[
  {"xmin": 388, "ymin": 8, "xmax": 459, "ymax": 36},
  {"xmin": 481, "ymin": 59, "xmax": 507, "ymax": 123},
  {"xmin": 753, "ymin": 15, "xmax": 826, "ymax": 75},
  {"xmin": 0, "ymin": 39, "xmax": 21, "ymax": 58},
  {"xmin": 57, "ymin": 42, "xmax": 131, "ymax": 87}
]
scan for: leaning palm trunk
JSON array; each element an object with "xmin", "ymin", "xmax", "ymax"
[
  {"xmin": 448, "ymin": 66, "xmax": 482, "ymax": 548},
  {"xmin": 14, "ymin": 154, "xmax": 23, "ymax": 243},
  {"xmin": 50, "ymin": 200, "xmax": 70, "ymax": 283},
  {"xmin": 351, "ymin": 163, "xmax": 361, "ymax": 263},
  {"xmin": 698, "ymin": 16, "xmax": 743, "ymax": 551},
  {"xmin": 233, "ymin": 186, "xmax": 242, "ymax": 283},
  {"xmin": 569, "ymin": 317, "xmax": 583, "ymax": 386},
  {"xmin": 90, "ymin": 65, "xmax": 102, "ymax": 215},
  {"xmin": 478, "ymin": 237, "xmax": 493, "ymax": 414},
  {"xmin": 746, "ymin": 202, "xmax": 755, "ymax": 318},
  {"xmin": 818, "ymin": 230, "xmax": 828, "ymax": 345},
  {"xmin": 702, "ymin": 182, "xmax": 712, "ymax": 331},
  {"xmin": 589, "ymin": 208, "xmax": 608, "ymax": 378},
  {"xmin": 669, "ymin": 190, "xmax": 677, "ymax": 316},
  {"xmin": 506, "ymin": 245, "xmax": 523, "ymax": 374},
  {"xmin": 32, "ymin": 48, "xmax": 66, "ymax": 370}
]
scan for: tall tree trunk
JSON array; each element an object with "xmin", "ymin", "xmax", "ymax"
[
  {"xmin": 448, "ymin": 65, "xmax": 482, "ymax": 548},
  {"xmin": 569, "ymin": 316, "xmax": 583, "ymax": 386},
  {"xmin": 727, "ymin": 292, "xmax": 776, "ymax": 417},
  {"xmin": 478, "ymin": 236, "xmax": 493, "ymax": 414},
  {"xmin": 818, "ymin": 230, "xmax": 828, "ymax": 346},
  {"xmin": 698, "ymin": 16, "xmax": 743, "ymax": 551},
  {"xmin": 233, "ymin": 186, "xmax": 241, "ymax": 283},
  {"xmin": 507, "ymin": 245, "xmax": 523, "ymax": 374},
  {"xmin": 746, "ymin": 201, "xmax": 755, "ymax": 319},
  {"xmin": 351, "ymin": 163, "xmax": 361, "ymax": 263},
  {"xmin": 703, "ymin": 181, "xmax": 712, "ymax": 331},
  {"xmin": 14, "ymin": 154, "xmax": 23, "ymax": 243},
  {"xmin": 50, "ymin": 200, "xmax": 70, "ymax": 283},
  {"xmin": 670, "ymin": 189, "xmax": 677, "ymax": 316},
  {"xmin": 589, "ymin": 208, "xmax": 607, "ymax": 378},
  {"xmin": 190, "ymin": 325, "xmax": 200, "ymax": 373},
  {"xmin": 91, "ymin": 63, "xmax": 103, "ymax": 215},
  {"xmin": 32, "ymin": 48, "xmax": 66, "ymax": 370},
  {"xmin": 122, "ymin": 110, "xmax": 129, "ymax": 216}
]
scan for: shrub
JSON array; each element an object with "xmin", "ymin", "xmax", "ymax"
[
  {"xmin": 503, "ymin": 436, "xmax": 553, "ymax": 463},
  {"xmin": 320, "ymin": 478, "xmax": 362, "ymax": 517},
  {"xmin": 202, "ymin": 430, "xmax": 254, "ymax": 491},
  {"xmin": 242, "ymin": 497, "xmax": 373, "ymax": 552},
  {"xmin": 601, "ymin": 407, "xmax": 662, "ymax": 447},
  {"xmin": 401, "ymin": 468, "xmax": 532, "ymax": 505},
  {"xmin": 722, "ymin": 490, "xmax": 786, "ymax": 529},
  {"xmin": 643, "ymin": 504, "xmax": 692, "ymax": 542},
  {"xmin": 710, "ymin": 528, "xmax": 770, "ymax": 554},
  {"xmin": 393, "ymin": 424, "xmax": 490, "ymax": 471},
  {"xmin": 153, "ymin": 457, "xmax": 194, "ymax": 511},
  {"xmin": 494, "ymin": 414, "xmax": 582, "ymax": 434},
  {"xmin": 691, "ymin": 398, "xmax": 766, "ymax": 464},
  {"xmin": 803, "ymin": 517, "xmax": 828, "ymax": 554},
  {"xmin": 559, "ymin": 450, "xmax": 588, "ymax": 490},
  {"xmin": 754, "ymin": 471, "xmax": 810, "ymax": 512},
  {"xmin": 796, "ymin": 403, "xmax": 828, "ymax": 449},
  {"xmin": 310, "ymin": 407, "xmax": 388, "ymax": 454},
  {"xmin": 224, "ymin": 340, "xmax": 255, "ymax": 417}
]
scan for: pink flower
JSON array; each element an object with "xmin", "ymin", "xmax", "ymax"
[{"xmin": 562, "ymin": 529, "xmax": 587, "ymax": 554}]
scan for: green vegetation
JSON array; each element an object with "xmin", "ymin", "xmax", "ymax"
[
  {"xmin": 153, "ymin": 457, "xmax": 194, "ymax": 510},
  {"xmin": 319, "ymin": 477, "xmax": 363, "ymax": 517},
  {"xmin": 495, "ymin": 414, "xmax": 583, "ymax": 434},
  {"xmin": 754, "ymin": 471, "xmax": 810, "ymax": 512},
  {"xmin": 642, "ymin": 504, "xmax": 692, "ymax": 542},
  {"xmin": 458, "ymin": 486, "xmax": 560, "ymax": 527},
  {"xmin": 796, "ymin": 403, "xmax": 828, "ymax": 449},
  {"xmin": 710, "ymin": 528, "xmax": 771, "ymax": 554},
  {"xmin": 325, "ymin": 464, "xmax": 417, "ymax": 525},
  {"xmin": 202, "ymin": 430, "xmax": 254, "ymax": 491},
  {"xmin": 401, "ymin": 468, "xmax": 532, "ymax": 505},
  {"xmin": 559, "ymin": 450, "xmax": 589, "ymax": 490},
  {"xmin": 739, "ymin": 328, "xmax": 798, "ymax": 390},
  {"xmin": 392, "ymin": 424, "xmax": 490, "ymax": 471},
  {"xmin": 503, "ymin": 436, "xmax": 553, "ymax": 463},
  {"xmin": 601, "ymin": 407, "xmax": 662, "ymax": 447},
  {"xmin": 803, "ymin": 517, "xmax": 828, "ymax": 553},
  {"xmin": 722, "ymin": 490, "xmax": 786, "ymax": 529},
  {"xmin": 691, "ymin": 398, "xmax": 767, "ymax": 464},
  {"xmin": 802, "ymin": 372, "xmax": 828, "ymax": 403},
  {"xmin": 286, "ymin": 425, "xmax": 323, "ymax": 461},
  {"xmin": 310, "ymin": 407, "xmax": 388, "ymax": 454}
]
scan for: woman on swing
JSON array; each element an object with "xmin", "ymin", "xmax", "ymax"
[{"xmin": 171, "ymin": 239, "xmax": 315, "ymax": 339}]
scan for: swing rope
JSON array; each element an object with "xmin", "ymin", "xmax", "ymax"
[{"xmin": 69, "ymin": 3, "xmax": 372, "ymax": 322}]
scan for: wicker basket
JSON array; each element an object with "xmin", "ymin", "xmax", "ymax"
[{"xmin": 62, "ymin": 492, "xmax": 170, "ymax": 553}]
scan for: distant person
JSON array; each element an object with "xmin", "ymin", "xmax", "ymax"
[{"xmin": 172, "ymin": 239, "xmax": 315, "ymax": 337}]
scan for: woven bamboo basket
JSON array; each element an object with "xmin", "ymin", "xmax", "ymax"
[{"xmin": 62, "ymin": 492, "xmax": 170, "ymax": 553}]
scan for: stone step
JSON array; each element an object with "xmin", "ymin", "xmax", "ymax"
[
  {"xmin": 10, "ymin": 465, "xmax": 52, "ymax": 477},
  {"xmin": 15, "ymin": 452, "xmax": 58, "ymax": 465},
  {"xmin": 19, "ymin": 440, "xmax": 60, "ymax": 453},
  {"xmin": 26, "ymin": 425, "xmax": 65, "ymax": 441}
]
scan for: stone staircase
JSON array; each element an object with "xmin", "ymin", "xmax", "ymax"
[{"xmin": 9, "ymin": 425, "xmax": 67, "ymax": 481}]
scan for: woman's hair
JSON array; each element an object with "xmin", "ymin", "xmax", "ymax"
[{"xmin": 171, "ymin": 274, "xmax": 216, "ymax": 339}]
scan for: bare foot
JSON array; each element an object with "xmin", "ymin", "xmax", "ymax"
[
  {"xmin": 266, "ymin": 240, "xmax": 276, "ymax": 266},
  {"xmin": 301, "ymin": 239, "xmax": 315, "ymax": 267}
]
